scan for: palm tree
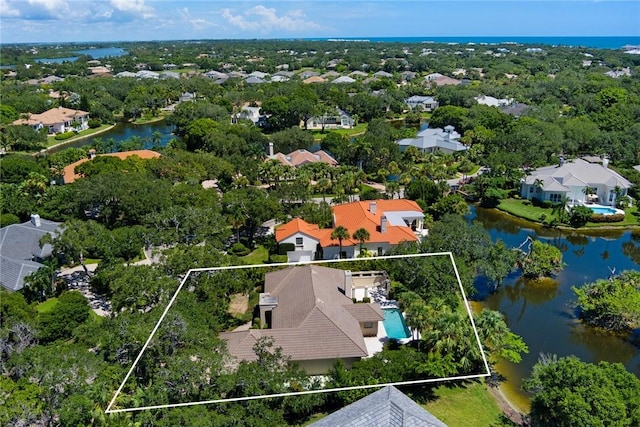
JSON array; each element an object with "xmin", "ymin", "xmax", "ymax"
[
  {"xmin": 533, "ymin": 178, "xmax": 544, "ymax": 194},
  {"xmin": 330, "ymin": 226, "xmax": 350, "ymax": 259},
  {"xmin": 352, "ymin": 228, "xmax": 370, "ymax": 256},
  {"xmin": 315, "ymin": 178, "xmax": 332, "ymax": 202}
]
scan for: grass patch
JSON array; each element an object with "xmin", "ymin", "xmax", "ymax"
[
  {"xmin": 423, "ymin": 381, "xmax": 514, "ymax": 426},
  {"xmin": 241, "ymin": 245, "xmax": 269, "ymax": 265},
  {"xmin": 44, "ymin": 124, "xmax": 113, "ymax": 148},
  {"xmin": 497, "ymin": 199, "xmax": 558, "ymax": 223},
  {"xmin": 311, "ymin": 123, "xmax": 367, "ymax": 140},
  {"xmin": 35, "ymin": 297, "xmax": 59, "ymax": 313}
]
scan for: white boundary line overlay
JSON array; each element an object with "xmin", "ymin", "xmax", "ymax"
[{"xmin": 105, "ymin": 252, "xmax": 491, "ymax": 414}]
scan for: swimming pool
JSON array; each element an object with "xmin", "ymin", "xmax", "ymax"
[
  {"xmin": 382, "ymin": 308, "xmax": 411, "ymax": 339},
  {"xmin": 588, "ymin": 206, "xmax": 619, "ymax": 215}
]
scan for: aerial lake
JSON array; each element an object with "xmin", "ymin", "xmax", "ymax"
[
  {"xmin": 471, "ymin": 205, "xmax": 640, "ymax": 410},
  {"xmin": 35, "ymin": 47, "xmax": 127, "ymax": 64},
  {"xmin": 48, "ymin": 120, "xmax": 175, "ymax": 154}
]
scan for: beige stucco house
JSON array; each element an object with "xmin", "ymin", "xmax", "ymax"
[{"xmin": 13, "ymin": 106, "xmax": 89, "ymax": 135}]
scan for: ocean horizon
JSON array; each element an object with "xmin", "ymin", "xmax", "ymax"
[{"xmin": 302, "ymin": 36, "xmax": 640, "ymax": 49}]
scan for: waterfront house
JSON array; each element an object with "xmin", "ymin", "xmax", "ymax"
[
  {"xmin": 220, "ymin": 265, "xmax": 384, "ymax": 375},
  {"xmin": 276, "ymin": 199, "xmax": 425, "ymax": 261},
  {"xmin": 520, "ymin": 158, "xmax": 631, "ymax": 206},
  {"xmin": 0, "ymin": 215, "xmax": 61, "ymax": 292},
  {"xmin": 12, "ymin": 106, "xmax": 89, "ymax": 135},
  {"xmin": 396, "ymin": 125, "xmax": 468, "ymax": 154}
]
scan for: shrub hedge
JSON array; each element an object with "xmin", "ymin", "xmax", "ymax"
[
  {"xmin": 54, "ymin": 131, "xmax": 76, "ymax": 140},
  {"xmin": 589, "ymin": 213, "xmax": 625, "ymax": 223}
]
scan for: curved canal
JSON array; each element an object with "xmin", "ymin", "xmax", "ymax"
[
  {"xmin": 471, "ymin": 206, "xmax": 640, "ymax": 411},
  {"xmin": 48, "ymin": 120, "xmax": 176, "ymax": 154}
]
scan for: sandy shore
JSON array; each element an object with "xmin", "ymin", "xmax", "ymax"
[{"xmin": 487, "ymin": 383, "xmax": 529, "ymax": 425}]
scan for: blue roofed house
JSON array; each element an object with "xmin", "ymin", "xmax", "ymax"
[
  {"xmin": 520, "ymin": 158, "xmax": 631, "ymax": 207},
  {"xmin": 310, "ymin": 385, "xmax": 447, "ymax": 426},
  {"xmin": 0, "ymin": 215, "xmax": 61, "ymax": 292},
  {"xmin": 396, "ymin": 125, "xmax": 468, "ymax": 154},
  {"xmin": 405, "ymin": 95, "xmax": 439, "ymax": 111}
]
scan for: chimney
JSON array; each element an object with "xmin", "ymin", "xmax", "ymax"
[
  {"xmin": 268, "ymin": 142, "xmax": 274, "ymax": 157},
  {"xmin": 381, "ymin": 215, "xmax": 388, "ymax": 233},
  {"xmin": 559, "ymin": 156, "xmax": 565, "ymax": 167},
  {"xmin": 369, "ymin": 201, "xmax": 377, "ymax": 215},
  {"xmin": 30, "ymin": 214, "xmax": 41, "ymax": 227},
  {"xmin": 344, "ymin": 270, "xmax": 353, "ymax": 298},
  {"xmin": 603, "ymin": 157, "xmax": 609, "ymax": 169}
]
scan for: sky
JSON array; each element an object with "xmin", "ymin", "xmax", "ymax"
[{"xmin": 0, "ymin": 0, "xmax": 638, "ymax": 44}]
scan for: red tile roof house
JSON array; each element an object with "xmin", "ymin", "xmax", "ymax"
[
  {"xmin": 267, "ymin": 142, "xmax": 338, "ymax": 168},
  {"xmin": 12, "ymin": 106, "xmax": 90, "ymax": 135},
  {"xmin": 275, "ymin": 200, "xmax": 426, "ymax": 262},
  {"xmin": 220, "ymin": 265, "xmax": 384, "ymax": 375}
]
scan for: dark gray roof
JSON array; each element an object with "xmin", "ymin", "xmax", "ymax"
[
  {"xmin": 311, "ymin": 385, "xmax": 447, "ymax": 427},
  {"xmin": 0, "ymin": 218, "xmax": 61, "ymax": 291}
]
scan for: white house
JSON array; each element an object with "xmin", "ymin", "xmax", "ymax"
[
  {"xmin": 405, "ymin": 95, "xmax": 439, "ymax": 111},
  {"xmin": 396, "ymin": 125, "xmax": 468, "ymax": 154},
  {"xmin": 475, "ymin": 95, "xmax": 514, "ymax": 107},
  {"xmin": 305, "ymin": 108, "xmax": 354, "ymax": 130},
  {"xmin": 520, "ymin": 158, "xmax": 631, "ymax": 207},
  {"xmin": 12, "ymin": 106, "xmax": 89, "ymax": 134}
]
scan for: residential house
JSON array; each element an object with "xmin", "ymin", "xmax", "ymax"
[
  {"xmin": 275, "ymin": 199, "xmax": 425, "ymax": 261},
  {"xmin": 60, "ymin": 149, "xmax": 161, "ymax": 184},
  {"xmin": 310, "ymin": 385, "xmax": 447, "ymax": 426},
  {"xmin": 475, "ymin": 95, "xmax": 514, "ymax": 107},
  {"xmin": 520, "ymin": 158, "xmax": 631, "ymax": 206},
  {"xmin": 13, "ymin": 106, "xmax": 89, "ymax": 135},
  {"xmin": 349, "ymin": 70, "xmax": 368, "ymax": 78},
  {"xmin": 405, "ymin": 95, "xmax": 439, "ymax": 111},
  {"xmin": 305, "ymin": 108, "xmax": 354, "ymax": 130},
  {"xmin": 232, "ymin": 106, "xmax": 266, "ymax": 126},
  {"xmin": 245, "ymin": 76, "xmax": 266, "ymax": 85},
  {"xmin": 303, "ymin": 75, "xmax": 326, "ymax": 84},
  {"xmin": 332, "ymin": 76, "xmax": 356, "ymax": 84},
  {"xmin": 0, "ymin": 215, "xmax": 61, "ymax": 292},
  {"xmin": 220, "ymin": 265, "xmax": 384, "ymax": 375},
  {"xmin": 500, "ymin": 102, "xmax": 529, "ymax": 117},
  {"xmin": 299, "ymin": 70, "xmax": 320, "ymax": 79},
  {"xmin": 396, "ymin": 125, "xmax": 468, "ymax": 154},
  {"xmin": 373, "ymin": 70, "xmax": 393, "ymax": 79},
  {"xmin": 267, "ymin": 144, "xmax": 338, "ymax": 170},
  {"xmin": 424, "ymin": 73, "xmax": 461, "ymax": 86}
]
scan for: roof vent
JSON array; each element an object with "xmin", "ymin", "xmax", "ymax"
[{"xmin": 30, "ymin": 214, "xmax": 41, "ymax": 227}]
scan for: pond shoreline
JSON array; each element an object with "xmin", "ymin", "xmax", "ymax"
[{"xmin": 37, "ymin": 124, "xmax": 117, "ymax": 155}]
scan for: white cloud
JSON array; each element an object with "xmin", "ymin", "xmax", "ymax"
[
  {"xmin": 222, "ymin": 5, "xmax": 321, "ymax": 33},
  {"xmin": 0, "ymin": 0, "xmax": 20, "ymax": 17},
  {"xmin": 178, "ymin": 7, "xmax": 216, "ymax": 31},
  {"xmin": 110, "ymin": 0, "xmax": 155, "ymax": 19}
]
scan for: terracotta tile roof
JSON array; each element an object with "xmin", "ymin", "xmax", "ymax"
[
  {"xmin": 270, "ymin": 149, "xmax": 337, "ymax": 168},
  {"xmin": 221, "ymin": 266, "xmax": 378, "ymax": 363},
  {"xmin": 303, "ymin": 75, "xmax": 326, "ymax": 84},
  {"xmin": 13, "ymin": 107, "xmax": 89, "ymax": 126},
  {"xmin": 275, "ymin": 217, "xmax": 325, "ymax": 241},
  {"xmin": 62, "ymin": 149, "xmax": 161, "ymax": 184},
  {"xmin": 276, "ymin": 199, "xmax": 423, "ymax": 248}
]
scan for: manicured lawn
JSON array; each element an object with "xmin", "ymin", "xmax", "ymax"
[
  {"xmin": 35, "ymin": 297, "xmax": 59, "ymax": 313},
  {"xmin": 241, "ymin": 245, "xmax": 269, "ymax": 265},
  {"xmin": 311, "ymin": 123, "xmax": 367, "ymax": 140},
  {"xmin": 583, "ymin": 205, "xmax": 639, "ymax": 227},
  {"xmin": 497, "ymin": 199, "xmax": 557, "ymax": 223},
  {"xmin": 423, "ymin": 381, "xmax": 515, "ymax": 426},
  {"xmin": 44, "ymin": 124, "xmax": 113, "ymax": 148}
]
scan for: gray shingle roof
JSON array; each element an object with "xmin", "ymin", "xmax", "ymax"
[
  {"xmin": 0, "ymin": 218, "xmax": 61, "ymax": 291},
  {"xmin": 525, "ymin": 159, "xmax": 631, "ymax": 190},
  {"xmin": 311, "ymin": 385, "xmax": 448, "ymax": 426}
]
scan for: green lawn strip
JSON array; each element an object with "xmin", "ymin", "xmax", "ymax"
[
  {"xmin": 44, "ymin": 124, "xmax": 113, "ymax": 148},
  {"xmin": 35, "ymin": 297, "xmax": 59, "ymax": 313},
  {"xmin": 241, "ymin": 245, "xmax": 269, "ymax": 264},
  {"xmin": 497, "ymin": 199, "xmax": 556, "ymax": 223},
  {"xmin": 423, "ymin": 381, "xmax": 513, "ymax": 426}
]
